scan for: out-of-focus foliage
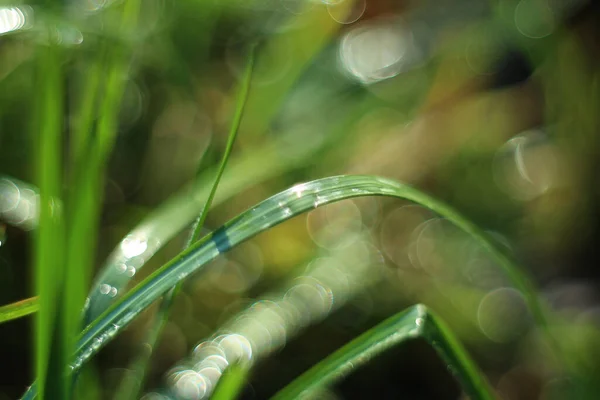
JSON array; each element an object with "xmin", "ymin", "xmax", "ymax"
[{"xmin": 1, "ymin": 0, "xmax": 600, "ymax": 399}]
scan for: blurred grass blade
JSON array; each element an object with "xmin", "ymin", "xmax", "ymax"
[
  {"xmin": 62, "ymin": 1, "xmax": 141, "ymax": 398},
  {"xmin": 0, "ymin": 296, "xmax": 39, "ymax": 324},
  {"xmin": 115, "ymin": 44, "xmax": 256, "ymax": 400},
  {"xmin": 210, "ymin": 364, "xmax": 249, "ymax": 400},
  {"xmin": 238, "ymin": 0, "xmax": 351, "ymax": 140},
  {"xmin": 72, "ymin": 175, "xmax": 547, "ymax": 378},
  {"xmin": 33, "ymin": 42, "xmax": 66, "ymax": 400},
  {"xmin": 64, "ymin": 0, "xmax": 140, "ymax": 329},
  {"xmin": 271, "ymin": 305, "xmax": 495, "ymax": 400}
]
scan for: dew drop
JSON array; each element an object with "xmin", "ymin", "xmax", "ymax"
[
  {"xmin": 107, "ymin": 323, "xmax": 120, "ymax": 337},
  {"xmin": 92, "ymin": 337, "xmax": 103, "ymax": 350},
  {"xmin": 81, "ymin": 347, "xmax": 93, "ymax": 362},
  {"xmin": 177, "ymin": 271, "xmax": 189, "ymax": 281},
  {"xmin": 99, "ymin": 283, "xmax": 111, "ymax": 295},
  {"xmin": 115, "ymin": 263, "xmax": 128, "ymax": 274}
]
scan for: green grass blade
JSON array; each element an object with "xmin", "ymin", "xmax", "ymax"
[
  {"xmin": 271, "ymin": 305, "xmax": 495, "ymax": 400},
  {"xmin": 82, "ymin": 96, "xmax": 372, "ymax": 325},
  {"xmin": 271, "ymin": 306, "xmax": 425, "ymax": 399},
  {"xmin": 424, "ymin": 309, "xmax": 496, "ymax": 400},
  {"xmin": 82, "ymin": 0, "xmax": 360, "ymax": 326},
  {"xmin": 210, "ymin": 364, "xmax": 249, "ymax": 400},
  {"xmin": 78, "ymin": 175, "xmax": 549, "ymax": 374},
  {"xmin": 33, "ymin": 42, "xmax": 66, "ymax": 400},
  {"xmin": 21, "ymin": 174, "xmax": 551, "ymax": 399},
  {"xmin": 62, "ymin": 2, "xmax": 141, "ymax": 398},
  {"xmin": 0, "ymin": 297, "xmax": 39, "ymax": 324},
  {"xmin": 114, "ymin": 44, "xmax": 256, "ymax": 400}
]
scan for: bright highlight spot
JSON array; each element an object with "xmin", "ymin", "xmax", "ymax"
[
  {"xmin": 339, "ymin": 19, "xmax": 422, "ymax": 84},
  {"xmin": 0, "ymin": 7, "xmax": 30, "ymax": 35},
  {"xmin": 120, "ymin": 234, "xmax": 149, "ymax": 258}
]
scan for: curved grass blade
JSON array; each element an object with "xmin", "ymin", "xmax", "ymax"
[
  {"xmin": 114, "ymin": 44, "xmax": 256, "ymax": 400},
  {"xmin": 76, "ymin": 175, "xmax": 549, "ymax": 370},
  {"xmin": 21, "ymin": 174, "xmax": 549, "ymax": 398},
  {"xmin": 271, "ymin": 305, "xmax": 495, "ymax": 400},
  {"xmin": 0, "ymin": 296, "xmax": 39, "ymax": 324},
  {"xmin": 82, "ymin": 0, "xmax": 358, "ymax": 325},
  {"xmin": 82, "ymin": 95, "xmax": 372, "ymax": 326}
]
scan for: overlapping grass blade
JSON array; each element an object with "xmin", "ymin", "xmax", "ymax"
[
  {"xmin": 83, "ymin": 0, "xmax": 359, "ymax": 326},
  {"xmin": 0, "ymin": 297, "xmax": 39, "ymax": 324},
  {"xmin": 82, "ymin": 112, "xmax": 364, "ymax": 325},
  {"xmin": 66, "ymin": 176, "xmax": 548, "ymax": 379},
  {"xmin": 114, "ymin": 44, "xmax": 256, "ymax": 400},
  {"xmin": 271, "ymin": 305, "xmax": 495, "ymax": 400},
  {"xmin": 21, "ymin": 175, "xmax": 550, "ymax": 398}
]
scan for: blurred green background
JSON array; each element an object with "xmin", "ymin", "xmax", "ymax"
[{"xmin": 1, "ymin": 0, "xmax": 600, "ymax": 398}]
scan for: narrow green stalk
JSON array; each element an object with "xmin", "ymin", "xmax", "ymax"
[
  {"xmin": 210, "ymin": 364, "xmax": 249, "ymax": 400},
  {"xmin": 0, "ymin": 296, "xmax": 39, "ymax": 324},
  {"xmin": 34, "ymin": 42, "xmax": 66, "ymax": 400},
  {"xmin": 272, "ymin": 305, "xmax": 495, "ymax": 400},
  {"xmin": 189, "ymin": 43, "xmax": 256, "ymax": 245},
  {"xmin": 115, "ymin": 44, "xmax": 256, "ymax": 400}
]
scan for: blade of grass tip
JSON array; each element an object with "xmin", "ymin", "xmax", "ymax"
[
  {"xmin": 0, "ymin": 296, "xmax": 40, "ymax": 324},
  {"xmin": 115, "ymin": 43, "xmax": 256, "ymax": 400},
  {"xmin": 271, "ymin": 305, "xmax": 495, "ymax": 400},
  {"xmin": 21, "ymin": 175, "xmax": 552, "ymax": 399},
  {"xmin": 423, "ymin": 309, "xmax": 496, "ymax": 400},
  {"xmin": 34, "ymin": 42, "xmax": 66, "ymax": 400},
  {"xmin": 210, "ymin": 364, "xmax": 250, "ymax": 400},
  {"xmin": 271, "ymin": 306, "xmax": 426, "ymax": 399}
]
